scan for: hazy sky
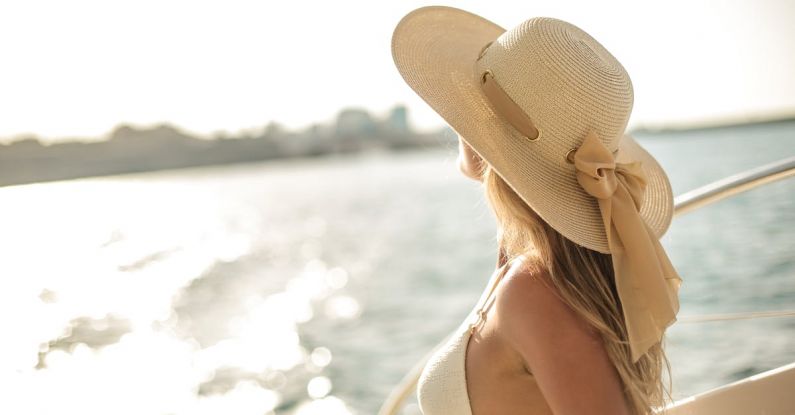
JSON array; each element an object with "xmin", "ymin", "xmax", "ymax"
[{"xmin": 1, "ymin": 0, "xmax": 793, "ymax": 143}]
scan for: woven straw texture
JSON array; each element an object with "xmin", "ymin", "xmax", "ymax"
[{"xmin": 391, "ymin": 6, "xmax": 673, "ymax": 254}]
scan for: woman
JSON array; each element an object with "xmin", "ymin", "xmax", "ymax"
[{"xmin": 391, "ymin": 6, "xmax": 683, "ymax": 415}]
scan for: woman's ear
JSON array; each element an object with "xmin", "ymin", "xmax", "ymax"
[{"xmin": 457, "ymin": 135, "xmax": 485, "ymax": 182}]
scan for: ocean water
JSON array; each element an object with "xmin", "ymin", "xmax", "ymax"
[{"xmin": 0, "ymin": 121, "xmax": 793, "ymax": 414}]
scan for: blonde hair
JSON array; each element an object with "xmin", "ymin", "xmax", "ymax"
[{"xmin": 477, "ymin": 161, "xmax": 674, "ymax": 414}]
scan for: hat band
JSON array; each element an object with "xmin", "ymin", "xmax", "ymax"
[{"xmin": 477, "ymin": 69, "xmax": 541, "ymax": 141}]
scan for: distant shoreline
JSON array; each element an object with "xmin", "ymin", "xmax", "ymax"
[
  {"xmin": 2, "ymin": 108, "xmax": 793, "ymax": 188},
  {"xmin": 0, "ymin": 105, "xmax": 456, "ymax": 187},
  {"xmin": 630, "ymin": 113, "xmax": 795, "ymax": 134}
]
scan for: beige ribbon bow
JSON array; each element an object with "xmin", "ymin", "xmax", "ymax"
[{"xmin": 573, "ymin": 130, "xmax": 682, "ymax": 363}]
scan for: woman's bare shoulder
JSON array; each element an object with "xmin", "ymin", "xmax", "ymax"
[
  {"xmin": 494, "ymin": 258, "xmax": 631, "ymax": 414},
  {"xmin": 496, "ymin": 257, "xmax": 597, "ymax": 339}
]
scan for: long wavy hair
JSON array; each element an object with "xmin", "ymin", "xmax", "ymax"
[{"xmin": 476, "ymin": 160, "xmax": 674, "ymax": 414}]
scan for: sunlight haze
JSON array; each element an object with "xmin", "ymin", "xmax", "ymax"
[{"xmin": 1, "ymin": 0, "xmax": 793, "ymax": 143}]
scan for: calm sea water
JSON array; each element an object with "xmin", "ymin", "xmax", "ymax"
[{"xmin": 1, "ymin": 121, "xmax": 794, "ymax": 414}]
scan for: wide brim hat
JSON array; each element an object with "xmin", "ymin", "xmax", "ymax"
[{"xmin": 391, "ymin": 6, "xmax": 674, "ymax": 254}]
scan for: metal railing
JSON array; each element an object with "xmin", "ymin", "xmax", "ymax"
[{"xmin": 377, "ymin": 155, "xmax": 795, "ymax": 415}]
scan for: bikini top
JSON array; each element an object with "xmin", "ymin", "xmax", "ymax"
[{"xmin": 416, "ymin": 255, "xmax": 529, "ymax": 415}]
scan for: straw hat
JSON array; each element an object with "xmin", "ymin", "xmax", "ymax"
[
  {"xmin": 391, "ymin": 6, "xmax": 682, "ymax": 363},
  {"xmin": 391, "ymin": 5, "xmax": 674, "ymax": 254}
]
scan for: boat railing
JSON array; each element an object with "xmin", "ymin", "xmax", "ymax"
[{"xmin": 377, "ymin": 155, "xmax": 795, "ymax": 415}]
